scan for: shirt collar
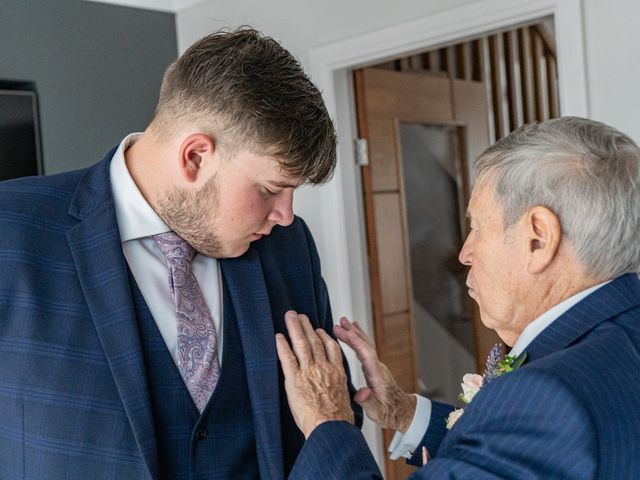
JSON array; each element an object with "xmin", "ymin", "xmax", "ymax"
[
  {"xmin": 509, "ymin": 279, "xmax": 612, "ymax": 357},
  {"xmin": 109, "ymin": 133, "xmax": 170, "ymax": 242}
]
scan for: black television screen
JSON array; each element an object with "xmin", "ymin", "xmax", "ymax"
[{"xmin": 0, "ymin": 89, "xmax": 42, "ymax": 181}]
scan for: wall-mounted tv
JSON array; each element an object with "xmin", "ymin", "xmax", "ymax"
[{"xmin": 0, "ymin": 88, "xmax": 43, "ymax": 181}]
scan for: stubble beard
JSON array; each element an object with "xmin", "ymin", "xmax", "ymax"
[{"xmin": 156, "ymin": 174, "xmax": 225, "ymax": 258}]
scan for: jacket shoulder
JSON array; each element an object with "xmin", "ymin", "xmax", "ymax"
[
  {"xmin": 0, "ymin": 168, "xmax": 94, "ymax": 247},
  {"xmin": 0, "ymin": 168, "xmax": 87, "ymax": 213}
]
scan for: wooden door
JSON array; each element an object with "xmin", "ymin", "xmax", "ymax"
[{"xmin": 354, "ymin": 67, "xmax": 499, "ymax": 479}]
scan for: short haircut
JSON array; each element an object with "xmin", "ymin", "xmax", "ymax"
[
  {"xmin": 474, "ymin": 116, "xmax": 640, "ymax": 279},
  {"xmin": 153, "ymin": 27, "xmax": 336, "ymax": 184}
]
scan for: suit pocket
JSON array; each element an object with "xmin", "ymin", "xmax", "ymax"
[{"xmin": 0, "ymin": 397, "xmax": 24, "ymax": 479}]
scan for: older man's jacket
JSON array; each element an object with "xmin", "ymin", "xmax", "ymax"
[{"xmin": 291, "ymin": 274, "xmax": 640, "ymax": 479}]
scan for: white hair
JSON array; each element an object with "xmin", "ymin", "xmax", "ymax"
[{"xmin": 474, "ymin": 116, "xmax": 640, "ymax": 280}]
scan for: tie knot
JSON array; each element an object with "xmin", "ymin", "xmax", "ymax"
[{"xmin": 153, "ymin": 232, "xmax": 196, "ymax": 265}]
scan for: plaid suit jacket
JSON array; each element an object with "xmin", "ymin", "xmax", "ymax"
[{"xmin": 0, "ymin": 149, "xmax": 360, "ymax": 479}]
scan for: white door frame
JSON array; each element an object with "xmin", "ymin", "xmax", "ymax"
[{"xmin": 308, "ymin": 0, "xmax": 588, "ymax": 469}]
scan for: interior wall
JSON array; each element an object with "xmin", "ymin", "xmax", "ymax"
[
  {"xmin": 583, "ymin": 0, "xmax": 640, "ymax": 142},
  {"xmin": 0, "ymin": 0, "xmax": 177, "ymax": 174},
  {"xmin": 175, "ymin": 0, "xmax": 479, "ymax": 64}
]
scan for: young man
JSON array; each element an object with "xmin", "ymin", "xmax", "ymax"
[{"xmin": 0, "ymin": 27, "xmax": 360, "ymax": 479}]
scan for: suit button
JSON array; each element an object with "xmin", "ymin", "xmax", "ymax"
[{"xmin": 195, "ymin": 428, "xmax": 207, "ymax": 441}]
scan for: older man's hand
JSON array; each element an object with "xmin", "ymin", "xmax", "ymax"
[
  {"xmin": 334, "ymin": 317, "xmax": 416, "ymax": 433},
  {"xmin": 275, "ymin": 311, "xmax": 355, "ymax": 438}
]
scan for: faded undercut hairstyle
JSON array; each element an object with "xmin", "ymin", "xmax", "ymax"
[
  {"xmin": 474, "ymin": 116, "xmax": 640, "ymax": 280},
  {"xmin": 152, "ymin": 27, "xmax": 336, "ymax": 184}
]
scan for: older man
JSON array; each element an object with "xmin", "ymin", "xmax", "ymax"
[{"xmin": 277, "ymin": 117, "xmax": 640, "ymax": 479}]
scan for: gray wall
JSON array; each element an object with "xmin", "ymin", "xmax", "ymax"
[{"xmin": 0, "ymin": 0, "xmax": 177, "ymax": 174}]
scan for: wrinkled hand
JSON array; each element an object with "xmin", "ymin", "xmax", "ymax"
[
  {"xmin": 276, "ymin": 311, "xmax": 355, "ymax": 438},
  {"xmin": 334, "ymin": 317, "xmax": 415, "ymax": 432}
]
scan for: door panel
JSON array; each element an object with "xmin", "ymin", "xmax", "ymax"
[
  {"xmin": 355, "ymin": 67, "xmax": 499, "ymax": 479},
  {"xmin": 374, "ymin": 193, "xmax": 410, "ymax": 314},
  {"xmin": 363, "ymin": 69, "xmax": 453, "ymax": 192}
]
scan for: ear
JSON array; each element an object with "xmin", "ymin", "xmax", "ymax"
[
  {"xmin": 526, "ymin": 206, "xmax": 562, "ymax": 274},
  {"xmin": 177, "ymin": 133, "xmax": 216, "ymax": 183}
]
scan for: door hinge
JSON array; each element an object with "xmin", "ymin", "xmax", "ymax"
[{"xmin": 354, "ymin": 138, "xmax": 369, "ymax": 166}]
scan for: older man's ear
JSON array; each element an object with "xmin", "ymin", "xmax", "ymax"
[{"xmin": 526, "ymin": 206, "xmax": 562, "ymax": 274}]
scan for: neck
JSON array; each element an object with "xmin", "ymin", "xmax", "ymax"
[
  {"xmin": 545, "ymin": 277, "xmax": 593, "ymax": 312},
  {"xmin": 124, "ymin": 131, "xmax": 168, "ymax": 212},
  {"xmin": 500, "ymin": 265, "xmax": 604, "ymax": 346}
]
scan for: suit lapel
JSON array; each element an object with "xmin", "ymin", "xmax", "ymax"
[
  {"xmin": 221, "ymin": 249, "xmax": 285, "ymax": 480},
  {"xmin": 66, "ymin": 155, "xmax": 158, "ymax": 479},
  {"xmin": 526, "ymin": 274, "xmax": 640, "ymax": 362}
]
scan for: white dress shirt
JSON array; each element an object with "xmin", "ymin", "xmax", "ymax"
[
  {"xmin": 389, "ymin": 280, "xmax": 610, "ymax": 460},
  {"xmin": 109, "ymin": 133, "xmax": 224, "ymax": 366}
]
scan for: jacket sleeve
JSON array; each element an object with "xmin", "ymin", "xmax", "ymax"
[
  {"xmin": 288, "ymin": 368, "xmax": 598, "ymax": 480},
  {"xmin": 289, "ymin": 421, "xmax": 383, "ymax": 480},
  {"xmin": 406, "ymin": 400, "xmax": 456, "ymax": 467}
]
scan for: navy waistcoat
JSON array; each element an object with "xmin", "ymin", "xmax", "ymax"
[{"xmin": 130, "ymin": 274, "xmax": 259, "ymax": 480}]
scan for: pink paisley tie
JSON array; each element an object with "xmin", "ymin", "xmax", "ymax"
[{"xmin": 153, "ymin": 232, "xmax": 220, "ymax": 413}]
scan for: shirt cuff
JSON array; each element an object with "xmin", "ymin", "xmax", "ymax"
[{"xmin": 387, "ymin": 394, "xmax": 431, "ymax": 460}]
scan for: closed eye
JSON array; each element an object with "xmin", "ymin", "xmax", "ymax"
[{"xmin": 262, "ymin": 186, "xmax": 279, "ymax": 197}]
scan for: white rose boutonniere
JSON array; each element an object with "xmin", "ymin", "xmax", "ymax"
[
  {"xmin": 446, "ymin": 345, "xmax": 527, "ymax": 429},
  {"xmin": 460, "ymin": 373, "xmax": 483, "ymax": 404},
  {"xmin": 445, "ymin": 408, "xmax": 465, "ymax": 429},
  {"xmin": 445, "ymin": 374, "xmax": 483, "ymax": 428}
]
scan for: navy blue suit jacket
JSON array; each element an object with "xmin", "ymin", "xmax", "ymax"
[
  {"xmin": 292, "ymin": 274, "xmax": 640, "ymax": 479},
  {"xmin": 0, "ymin": 150, "xmax": 360, "ymax": 479}
]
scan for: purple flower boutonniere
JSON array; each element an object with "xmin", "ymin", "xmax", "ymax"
[{"xmin": 446, "ymin": 344, "xmax": 527, "ymax": 429}]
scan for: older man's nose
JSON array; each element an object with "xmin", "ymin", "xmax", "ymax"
[{"xmin": 459, "ymin": 236, "xmax": 472, "ymax": 266}]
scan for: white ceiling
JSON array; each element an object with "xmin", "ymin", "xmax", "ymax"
[{"xmin": 82, "ymin": 0, "xmax": 203, "ymax": 13}]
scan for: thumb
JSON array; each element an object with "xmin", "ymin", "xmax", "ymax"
[
  {"xmin": 354, "ymin": 387, "xmax": 388, "ymax": 425},
  {"xmin": 355, "ymin": 387, "xmax": 383, "ymax": 413},
  {"xmin": 354, "ymin": 387, "xmax": 372, "ymax": 405}
]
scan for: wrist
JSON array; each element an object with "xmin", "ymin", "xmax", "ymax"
[
  {"xmin": 397, "ymin": 394, "xmax": 417, "ymax": 433},
  {"xmin": 304, "ymin": 411, "xmax": 354, "ymax": 439}
]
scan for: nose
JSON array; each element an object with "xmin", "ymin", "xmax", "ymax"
[
  {"xmin": 458, "ymin": 233, "xmax": 472, "ymax": 266},
  {"xmin": 268, "ymin": 189, "xmax": 295, "ymax": 227}
]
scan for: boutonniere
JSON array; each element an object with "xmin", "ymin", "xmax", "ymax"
[{"xmin": 446, "ymin": 344, "xmax": 527, "ymax": 429}]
